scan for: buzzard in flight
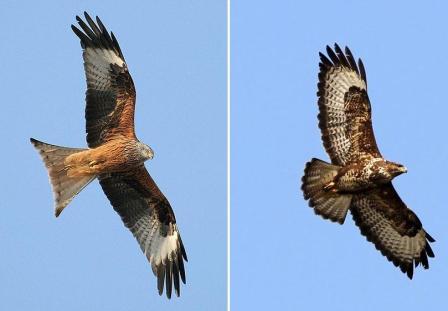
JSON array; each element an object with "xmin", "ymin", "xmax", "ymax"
[
  {"xmin": 30, "ymin": 12, "xmax": 187, "ymax": 298},
  {"xmin": 301, "ymin": 44, "xmax": 434, "ymax": 278}
]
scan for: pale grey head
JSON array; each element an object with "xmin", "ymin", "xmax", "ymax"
[{"xmin": 136, "ymin": 142, "xmax": 154, "ymax": 161}]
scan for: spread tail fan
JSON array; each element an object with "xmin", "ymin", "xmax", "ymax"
[
  {"xmin": 301, "ymin": 158, "xmax": 352, "ymax": 224},
  {"xmin": 30, "ymin": 138, "xmax": 95, "ymax": 216}
]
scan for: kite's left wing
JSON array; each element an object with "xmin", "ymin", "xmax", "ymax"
[
  {"xmin": 72, "ymin": 12, "xmax": 137, "ymax": 148},
  {"xmin": 98, "ymin": 167, "xmax": 187, "ymax": 298},
  {"xmin": 350, "ymin": 183, "xmax": 434, "ymax": 279}
]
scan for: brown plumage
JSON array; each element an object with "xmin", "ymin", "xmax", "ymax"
[
  {"xmin": 301, "ymin": 44, "xmax": 434, "ymax": 279},
  {"xmin": 30, "ymin": 12, "xmax": 187, "ymax": 298}
]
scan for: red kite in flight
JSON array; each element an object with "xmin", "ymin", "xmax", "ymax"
[
  {"xmin": 31, "ymin": 12, "xmax": 187, "ymax": 298},
  {"xmin": 301, "ymin": 44, "xmax": 434, "ymax": 278}
]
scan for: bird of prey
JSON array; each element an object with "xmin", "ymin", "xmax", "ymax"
[
  {"xmin": 301, "ymin": 43, "xmax": 434, "ymax": 279},
  {"xmin": 30, "ymin": 12, "xmax": 187, "ymax": 298}
]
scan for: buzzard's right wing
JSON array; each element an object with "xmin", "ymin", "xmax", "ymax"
[
  {"xmin": 350, "ymin": 183, "xmax": 434, "ymax": 279},
  {"xmin": 317, "ymin": 44, "xmax": 381, "ymax": 165},
  {"xmin": 98, "ymin": 167, "xmax": 187, "ymax": 298}
]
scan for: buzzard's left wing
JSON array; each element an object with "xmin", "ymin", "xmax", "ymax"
[
  {"xmin": 98, "ymin": 167, "xmax": 187, "ymax": 298},
  {"xmin": 350, "ymin": 183, "xmax": 434, "ymax": 279},
  {"xmin": 318, "ymin": 44, "xmax": 381, "ymax": 165}
]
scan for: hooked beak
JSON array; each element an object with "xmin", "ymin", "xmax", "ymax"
[{"xmin": 399, "ymin": 166, "xmax": 407, "ymax": 174}]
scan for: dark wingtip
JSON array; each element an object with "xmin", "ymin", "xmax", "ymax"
[
  {"xmin": 165, "ymin": 262, "xmax": 173, "ymax": 299},
  {"xmin": 173, "ymin": 262, "xmax": 180, "ymax": 297},
  {"xmin": 425, "ymin": 243, "xmax": 435, "ymax": 258},
  {"xmin": 70, "ymin": 24, "xmax": 80, "ymax": 35},
  {"xmin": 30, "ymin": 137, "xmax": 44, "ymax": 148},
  {"xmin": 55, "ymin": 208, "xmax": 62, "ymax": 218},
  {"xmin": 358, "ymin": 58, "xmax": 367, "ymax": 85},
  {"xmin": 325, "ymin": 45, "xmax": 339, "ymax": 64},
  {"xmin": 344, "ymin": 46, "xmax": 360, "ymax": 76},
  {"xmin": 406, "ymin": 267, "xmax": 413, "ymax": 280},
  {"xmin": 178, "ymin": 234, "xmax": 188, "ymax": 262},
  {"xmin": 157, "ymin": 265, "xmax": 165, "ymax": 296},
  {"xmin": 344, "ymin": 46, "xmax": 352, "ymax": 55},
  {"xmin": 177, "ymin": 251, "xmax": 186, "ymax": 284},
  {"xmin": 425, "ymin": 232, "xmax": 435, "ymax": 243},
  {"xmin": 334, "ymin": 42, "xmax": 342, "ymax": 53},
  {"xmin": 71, "ymin": 23, "xmax": 89, "ymax": 48},
  {"xmin": 72, "ymin": 12, "xmax": 124, "ymax": 59}
]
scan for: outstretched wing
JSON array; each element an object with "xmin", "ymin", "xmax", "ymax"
[
  {"xmin": 98, "ymin": 167, "xmax": 187, "ymax": 298},
  {"xmin": 350, "ymin": 183, "xmax": 434, "ymax": 279},
  {"xmin": 72, "ymin": 12, "xmax": 136, "ymax": 148},
  {"xmin": 317, "ymin": 44, "xmax": 381, "ymax": 166}
]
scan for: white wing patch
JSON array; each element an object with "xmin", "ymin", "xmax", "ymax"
[
  {"xmin": 86, "ymin": 48, "xmax": 124, "ymax": 68},
  {"xmin": 148, "ymin": 228, "xmax": 180, "ymax": 266},
  {"xmin": 84, "ymin": 48, "xmax": 125, "ymax": 91},
  {"xmin": 130, "ymin": 215, "xmax": 182, "ymax": 273}
]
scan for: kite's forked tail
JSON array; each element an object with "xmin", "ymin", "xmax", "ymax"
[
  {"xmin": 301, "ymin": 158, "xmax": 352, "ymax": 224},
  {"xmin": 30, "ymin": 138, "xmax": 95, "ymax": 217}
]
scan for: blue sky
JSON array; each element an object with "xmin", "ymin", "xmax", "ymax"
[
  {"xmin": 232, "ymin": 1, "xmax": 447, "ymax": 310},
  {"xmin": 3, "ymin": 1, "xmax": 448, "ymax": 310},
  {"xmin": 0, "ymin": 1, "xmax": 226, "ymax": 310}
]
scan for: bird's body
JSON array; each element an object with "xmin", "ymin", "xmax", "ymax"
[
  {"xmin": 325, "ymin": 157, "xmax": 407, "ymax": 193},
  {"xmin": 64, "ymin": 138, "xmax": 153, "ymax": 177},
  {"xmin": 301, "ymin": 44, "xmax": 434, "ymax": 279},
  {"xmin": 31, "ymin": 12, "xmax": 187, "ymax": 298}
]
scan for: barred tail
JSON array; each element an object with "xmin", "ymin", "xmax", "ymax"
[
  {"xmin": 30, "ymin": 138, "xmax": 95, "ymax": 216},
  {"xmin": 301, "ymin": 158, "xmax": 352, "ymax": 224}
]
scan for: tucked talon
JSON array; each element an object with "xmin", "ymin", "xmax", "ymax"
[{"xmin": 323, "ymin": 181, "xmax": 336, "ymax": 191}]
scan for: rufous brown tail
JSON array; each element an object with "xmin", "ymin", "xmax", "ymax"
[{"xmin": 30, "ymin": 138, "xmax": 95, "ymax": 216}]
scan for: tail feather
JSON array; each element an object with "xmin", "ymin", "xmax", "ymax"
[
  {"xmin": 30, "ymin": 138, "xmax": 95, "ymax": 216},
  {"xmin": 301, "ymin": 158, "xmax": 352, "ymax": 224}
]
